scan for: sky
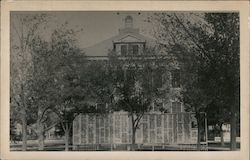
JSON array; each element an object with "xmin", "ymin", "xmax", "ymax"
[{"xmin": 11, "ymin": 11, "xmax": 155, "ymax": 49}]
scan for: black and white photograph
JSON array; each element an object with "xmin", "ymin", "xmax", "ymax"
[{"xmin": 8, "ymin": 10, "xmax": 242, "ymax": 152}]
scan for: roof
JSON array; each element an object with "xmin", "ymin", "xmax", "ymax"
[{"xmin": 83, "ymin": 29, "xmax": 156, "ymax": 57}]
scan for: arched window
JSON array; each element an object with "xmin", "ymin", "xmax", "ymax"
[{"xmin": 125, "ymin": 15, "xmax": 133, "ymax": 28}]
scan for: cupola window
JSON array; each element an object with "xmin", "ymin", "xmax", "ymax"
[{"xmin": 125, "ymin": 15, "xmax": 133, "ymax": 28}]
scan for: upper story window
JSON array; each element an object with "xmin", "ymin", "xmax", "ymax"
[
  {"xmin": 142, "ymin": 70, "xmax": 153, "ymax": 90},
  {"xmin": 153, "ymin": 67, "xmax": 165, "ymax": 89},
  {"xmin": 96, "ymin": 103, "xmax": 107, "ymax": 112},
  {"xmin": 172, "ymin": 101, "xmax": 182, "ymax": 113},
  {"xmin": 171, "ymin": 69, "xmax": 181, "ymax": 88},
  {"xmin": 129, "ymin": 45, "xmax": 138, "ymax": 55},
  {"xmin": 121, "ymin": 44, "xmax": 139, "ymax": 56},
  {"xmin": 126, "ymin": 68, "xmax": 136, "ymax": 84},
  {"xmin": 153, "ymin": 101, "xmax": 163, "ymax": 112},
  {"xmin": 121, "ymin": 45, "xmax": 127, "ymax": 56}
]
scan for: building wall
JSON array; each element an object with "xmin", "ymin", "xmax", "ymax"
[{"xmin": 85, "ymin": 58, "xmax": 182, "ymax": 113}]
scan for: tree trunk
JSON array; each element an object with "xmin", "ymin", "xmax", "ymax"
[
  {"xmin": 130, "ymin": 115, "xmax": 136, "ymax": 151},
  {"xmin": 21, "ymin": 110, "xmax": 27, "ymax": 151},
  {"xmin": 37, "ymin": 106, "xmax": 45, "ymax": 151},
  {"xmin": 219, "ymin": 123, "xmax": 224, "ymax": 147},
  {"xmin": 131, "ymin": 128, "xmax": 136, "ymax": 151},
  {"xmin": 37, "ymin": 121, "xmax": 45, "ymax": 151},
  {"xmin": 230, "ymin": 105, "xmax": 237, "ymax": 150},
  {"xmin": 20, "ymin": 84, "xmax": 28, "ymax": 151},
  {"xmin": 197, "ymin": 119, "xmax": 201, "ymax": 151},
  {"xmin": 65, "ymin": 124, "xmax": 70, "ymax": 151}
]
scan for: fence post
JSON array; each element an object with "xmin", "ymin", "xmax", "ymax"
[{"xmin": 204, "ymin": 112, "xmax": 208, "ymax": 151}]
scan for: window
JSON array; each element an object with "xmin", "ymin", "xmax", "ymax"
[
  {"xmin": 153, "ymin": 101, "xmax": 163, "ymax": 112},
  {"xmin": 172, "ymin": 102, "xmax": 182, "ymax": 113},
  {"xmin": 121, "ymin": 45, "xmax": 127, "ymax": 56},
  {"xmin": 115, "ymin": 66, "xmax": 125, "ymax": 82},
  {"xmin": 128, "ymin": 45, "xmax": 133, "ymax": 55},
  {"xmin": 126, "ymin": 69, "xmax": 136, "ymax": 84},
  {"xmin": 171, "ymin": 69, "xmax": 180, "ymax": 88},
  {"xmin": 125, "ymin": 16, "xmax": 133, "ymax": 28},
  {"xmin": 153, "ymin": 68, "xmax": 164, "ymax": 89},
  {"xmin": 121, "ymin": 44, "xmax": 138, "ymax": 56},
  {"xmin": 142, "ymin": 70, "xmax": 153, "ymax": 90},
  {"xmin": 132, "ymin": 45, "xmax": 138, "ymax": 55},
  {"xmin": 96, "ymin": 103, "xmax": 107, "ymax": 112}
]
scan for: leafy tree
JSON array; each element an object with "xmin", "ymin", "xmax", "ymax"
[
  {"xmin": 148, "ymin": 13, "xmax": 210, "ymax": 149},
  {"xmin": 10, "ymin": 13, "xmax": 49, "ymax": 151},
  {"xmin": 169, "ymin": 43, "xmax": 210, "ymax": 150},
  {"xmin": 83, "ymin": 60, "xmax": 116, "ymax": 111},
  {"xmin": 47, "ymin": 23, "xmax": 94, "ymax": 151},
  {"xmin": 28, "ymin": 35, "xmax": 61, "ymax": 150},
  {"xmin": 202, "ymin": 13, "xmax": 239, "ymax": 150},
  {"xmin": 150, "ymin": 12, "xmax": 240, "ymax": 150},
  {"xmin": 106, "ymin": 52, "xmax": 175, "ymax": 150},
  {"xmin": 205, "ymin": 102, "xmax": 230, "ymax": 146},
  {"xmin": 114, "ymin": 66, "xmax": 151, "ymax": 150}
]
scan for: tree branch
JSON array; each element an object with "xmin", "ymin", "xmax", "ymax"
[
  {"xmin": 44, "ymin": 122, "xmax": 59, "ymax": 132},
  {"xmin": 12, "ymin": 21, "xmax": 22, "ymax": 43},
  {"xmin": 39, "ymin": 106, "xmax": 52, "ymax": 122},
  {"xmin": 12, "ymin": 95, "xmax": 21, "ymax": 108},
  {"xmin": 135, "ymin": 113, "xmax": 144, "ymax": 129},
  {"xmin": 173, "ymin": 14, "xmax": 208, "ymax": 60},
  {"xmin": 60, "ymin": 121, "xmax": 66, "ymax": 132},
  {"xmin": 41, "ymin": 115, "xmax": 49, "ymax": 124},
  {"xmin": 69, "ymin": 121, "xmax": 73, "ymax": 131},
  {"xmin": 51, "ymin": 107, "xmax": 64, "ymax": 120}
]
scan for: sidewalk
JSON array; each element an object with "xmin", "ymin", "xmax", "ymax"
[
  {"xmin": 208, "ymin": 141, "xmax": 240, "ymax": 151},
  {"xmin": 10, "ymin": 140, "xmax": 240, "ymax": 151}
]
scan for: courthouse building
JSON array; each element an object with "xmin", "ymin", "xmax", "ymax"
[
  {"xmin": 72, "ymin": 15, "xmax": 199, "ymax": 150},
  {"xmin": 84, "ymin": 15, "xmax": 183, "ymax": 113}
]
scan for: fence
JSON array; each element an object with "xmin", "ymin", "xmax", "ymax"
[{"xmin": 72, "ymin": 112, "xmax": 201, "ymax": 150}]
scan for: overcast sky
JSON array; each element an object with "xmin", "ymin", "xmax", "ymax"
[{"xmin": 11, "ymin": 11, "xmax": 155, "ymax": 49}]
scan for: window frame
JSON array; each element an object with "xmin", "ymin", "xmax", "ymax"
[
  {"xmin": 171, "ymin": 101, "xmax": 182, "ymax": 113},
  {"xmin": 153, "ymin": 101, "xmax": 164, "ymax": 112},
  {"xmin": 153, "ymin": 67, "xmax": 165, "ymax": 89},
  {"xmin": 119, "ymin": 43, "xmax": 139, "ymax": 56},
  {"xmin": 121, "ymin": 45, "xmax": 127, "ymax": 56},
  {"xmin": 171, "ymin": 69, "xmax": 181, "ymax": 88},
  {"xmin": 131, "ymin": 44, "xmax": 139, "ymax": 55}
]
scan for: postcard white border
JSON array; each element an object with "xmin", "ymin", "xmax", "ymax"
[{"xmin": 1, "ymin": 1, "xmax": 249, "ymax": 160}]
